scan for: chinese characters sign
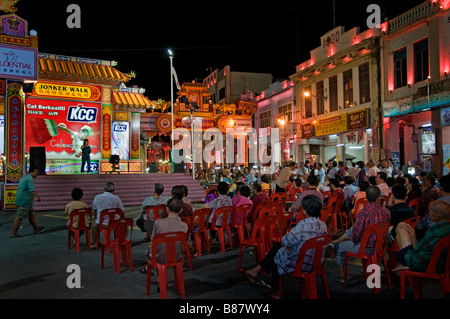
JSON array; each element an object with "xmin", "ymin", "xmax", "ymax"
[{"xmin": 6, "ymin": 80, "xmax": 24, "ymax": 183}]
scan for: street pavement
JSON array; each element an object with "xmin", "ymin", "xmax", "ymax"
[{"xmin": 0, "ymin": 205, "xmax": 447, "ymax": 314}]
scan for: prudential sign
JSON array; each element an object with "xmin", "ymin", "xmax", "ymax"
[{"xmin": 0, "ymin": 44, "xmax": 37, "ymax": 81}]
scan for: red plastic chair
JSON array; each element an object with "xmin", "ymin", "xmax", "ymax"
[
  {"xmin": 238, "ymin": 215, "xmax": 276, "ymax": 269},
  {"xmin": 407, "ymin": 198, "xmax": 423, "ymax": 217},
  {"xmin": 230, "ymin": 204, "xmax": 252, "ymax": 245},
  {"xmin": 145, "ymin": 205, "xmax": 167, "ymax": 240},
  {"xmin": 67, "ymin": 208, "xmax": 92, "ymax": 252},
  {"xmin": 100, "ymin": 218, "xmax": 134, "ymax": 274},
  {"xmin": 400, "ymin": 235, "xmax": 450, "ymax": 299},
  {"xmin": 343, "ymin": 197, "xmax": 368, "ymax": 230},
  {"xmin": 97, "ymin": 208, "xmax": 124, "ymax": 249},
  {"xmin": 146, "ymin": 232, "xmax": 190, "ymax": 299},
  {"xmin": 191, "ymin": 208, "xmax": 211, "ymax": 257},
  {"xmin": 270, "ymin": 192, "xmax": 287, "ymax": 205},
  {"xmin": 380, "ymin": 195, "xmax": 389, "ymax": 207},
  {"xmin": 387, "ymin": 217, "xmax": 419, "ymax": 270},
  {"xmin": 278, "ymin": 234, "xmax": 331, "ymax": 299},
  {"xmin": 256, "ymin": 205, "xmax": 278, "ymax": 219},
  {"xmin": 209, "ymin": 206, "xmax": 233, "ymax": 253},
  {"xmin": 343, "ymin": 222, "xmax": 392, "ymax": 293},
  {"xmin": 322, "ymin": 196, "xmax": 344, "ymax": 234},
  {"xmin": 272, "ymin": 211, "xmax": 294, "ymax": 243}
]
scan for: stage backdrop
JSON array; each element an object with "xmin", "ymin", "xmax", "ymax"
[{"xmin": 24, "ymin": 97, "xmax": 102, "ymax": 174}]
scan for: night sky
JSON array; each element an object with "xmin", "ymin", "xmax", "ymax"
[{"xmin": 16, "ymin": 0, "xmax": 426, "ymax": 100}]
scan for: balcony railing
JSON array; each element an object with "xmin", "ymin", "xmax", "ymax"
[{"xmin": 388, "ymin": 1, "xmax": 434, "ymax": 34}]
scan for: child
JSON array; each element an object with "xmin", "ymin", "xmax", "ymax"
[{"xmin": 65, "ymin": 188, "xmax": 89, "ymax": 241}]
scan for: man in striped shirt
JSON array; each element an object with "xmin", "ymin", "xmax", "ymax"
[{"xmin": 331, "ymin": 185, "xmax": 391, "ymax": 282}]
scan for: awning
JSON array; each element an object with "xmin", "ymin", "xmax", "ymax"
[
  {"xmin": 112, "ymin": 91, "xmax": 153, "ymax": 109},
  {"xmin": 38, "ymin": 57, "xmax": 131, "ymax": 85}
]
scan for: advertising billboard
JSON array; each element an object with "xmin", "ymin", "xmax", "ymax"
[
  {"xmin": 24, "ymin": 97, "xmax": 102, "ymax": 165},
  {"xmin": 111, "ymin": 121, "xmax": 130, "ymax": 160}
]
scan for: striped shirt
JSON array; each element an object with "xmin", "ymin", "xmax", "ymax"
[{"xmin": 274, "ymin": 217, "xmax": 328, "ymax": 275}]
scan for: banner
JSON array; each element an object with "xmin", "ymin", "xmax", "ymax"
[
  {"xmin": 6, "ymin": 80, "xmax": 24, "ymax": 184},
  {"xmin": 443, "ymin": 145, "xmax": 450, "ymax": 176},
  {"xmin": 111, "ymin": 121, "xmax": 130, "ymax": 160},
  {"xmin": 24, "ymin": 97, "xmax": 101, "ymax": 160},
  {"xmin": 130, "ymin": 112, "xmax": 140, "ymax": 159}
]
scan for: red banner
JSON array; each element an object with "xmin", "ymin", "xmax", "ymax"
[
  {"xmin": 24, "ymin": 97, "xmax": 101, "ymax": 158},
  {"xmin": 6, "ymin": 80, "xmax": 24, "ymax": 183},
  {"xmin": 130, "ymin": 112, "xmax": 140, "ymax": 159},
  {"xmin": 102, "ymin": 105, "xmax": 112, "ymax": 159}
]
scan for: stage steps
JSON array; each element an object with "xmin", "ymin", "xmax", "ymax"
[{"xmin": 32, "ymin": 173, "xmax": 206, "ymax": 211}]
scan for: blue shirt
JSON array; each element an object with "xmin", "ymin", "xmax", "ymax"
[{"xmin": 81, "ymin": 145, "xmax": 91, "ymax": 158}]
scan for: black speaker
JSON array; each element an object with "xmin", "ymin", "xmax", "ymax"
[
  {"xmin": 173, "ymin": 149, "xmax": 185, "ymax": 173},
  {"xmin": 29, "ymin": 146, "xmax": 46, "ymax": 175}
]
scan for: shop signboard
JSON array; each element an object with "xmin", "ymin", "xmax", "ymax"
[
  {"xmin": 24, "ymin": 97, "xmax": 102, "ymax": 162},
  {"xmin": 31, "ymin": 81, "xmax": 102, "ymax": 101},
  {"xmin": 383, "ymin": 97, "xmax": 412, "ymax": 117},
  {"xmin": 301, "ymin": 123, "xmax": 315, "ymax": 138},
  {"xmin": 440, "ymin": 106, "xmax": 450, "ymax": 127},
  {"xmin": 315, "ymin": 114, "xmax": 347, "ymax": 137},
  {"xmin": 444, "ymin": 145, "xmax": 450, "ymax": 176},
  {"xmin": 348, "ymin": 109, "xmax": 368, "ymax": 130},
  {"xmin": 0, "ymin": 44, "xmax": 37, "ymax": 81}
]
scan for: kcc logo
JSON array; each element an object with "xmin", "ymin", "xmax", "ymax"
[{"xmin": 67, "ymin": 104, "xmax": 98, "ymax": 122}]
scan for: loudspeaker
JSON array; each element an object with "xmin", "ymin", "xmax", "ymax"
[
  {"xmin": 29, "ymin": 146, "xmax": 46, "ymax": 175},
  {"xmin": 173, "ymin": 149, "xmax": 185, "ymax": 173}
]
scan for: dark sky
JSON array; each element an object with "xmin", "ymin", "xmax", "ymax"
[{"xmin": 16, "ymin": 0, "xmax": 426, "ymax": 100}]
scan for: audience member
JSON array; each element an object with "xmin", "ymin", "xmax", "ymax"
[
  {"xmin": 65, "ymin": 187, "xmax": 89, "ymax": 239},
  {"xmin": 292, "ymin": 175, "xmax": 323, "ymax": 221},
  {"xmin": 343, "ymin": 176, "xmax": 358, "ymax": 209},
  {"xmin": 137, "ymin": 183, "xmax": 171, "ymax": 233},
  {"xmin": 386, "ymin": 184, "xmax": 416, "ymax": 247},
  {"xmin": 405, "ymin": 174, "xmax": 422, "ymax": 203},
  {"xmin": 420, "ymin": 175, "xmax": 440, "ymax": 217},
  {"xmin": 206, "ymin": 181, "xmax": 232, "ymax": 227},
  {"xmin": 140, "ymin": 198, "xmax": 189, "ymax": 274},
  {"xmin": 172, "ymin": 185, "xmax": 193, "ymax": 220},
  {"xmin": 260, "ymin": 175, "xmax": 271, "ymax": 193},
  {"xmin": 331, "ymin": 186, "xmax": 391, "ymax": 282},
  {"xmin": 367, "ymin": 159, "xmax": 380, "ymax": 177},
  {"xmin": 241, "ymin": 195, "xmax": 328, "ymax": 299},
  {"xmin": 231, "ymin": 185, "xmax": 253, "ymax": 225},
  {"xmin": 393, "ymin": 200, "xmax": 450, "ymax": 273},
  {"xmin": 375, "ymin": 172, "xmax": 390, "ymax": 197},
  {"xmin": 288, "ymin": 178, "xmax": 303, "ymax": 198},
  {"xmin": 92, "ymin": 182, "xmax": 124, "ymax": 246},
  {"xmin": 328, "ymin": 178, "xmax": 345, "ymax": 205},
  {"xmin": 315, "ymin": 163, "xmax": 326, "ymax": 188},
  {"xmin": 248, "ymin": 183, "xmax": 270, "ymax": 224},
  {"xmin": 439, "ymin": 175, "xmax": 450, "ymax": 203}
]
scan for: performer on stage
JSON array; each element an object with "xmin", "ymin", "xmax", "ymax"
[{"xmin": 76, "ymin": 139, "xmax": 91, "ymax": 173}]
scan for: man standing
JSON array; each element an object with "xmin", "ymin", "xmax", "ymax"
[
  {"xmin": 92, "ymin": 182, "xmax": 124, "ymax": 246},
  {"xmin": 10, "ymin": 167, "xmax": 44, "ymax": 238},
  {"xmin": 367, "ymin": 159, "xmax": 380, "ymax": 177},
  {"xmin": 275, "ymin": 162, "xmax": 297, "ymax": 193}
]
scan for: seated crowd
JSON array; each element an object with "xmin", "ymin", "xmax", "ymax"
[{"xmin": 62, "ymin": 159, "xmax": 450, "ymax": 298}]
